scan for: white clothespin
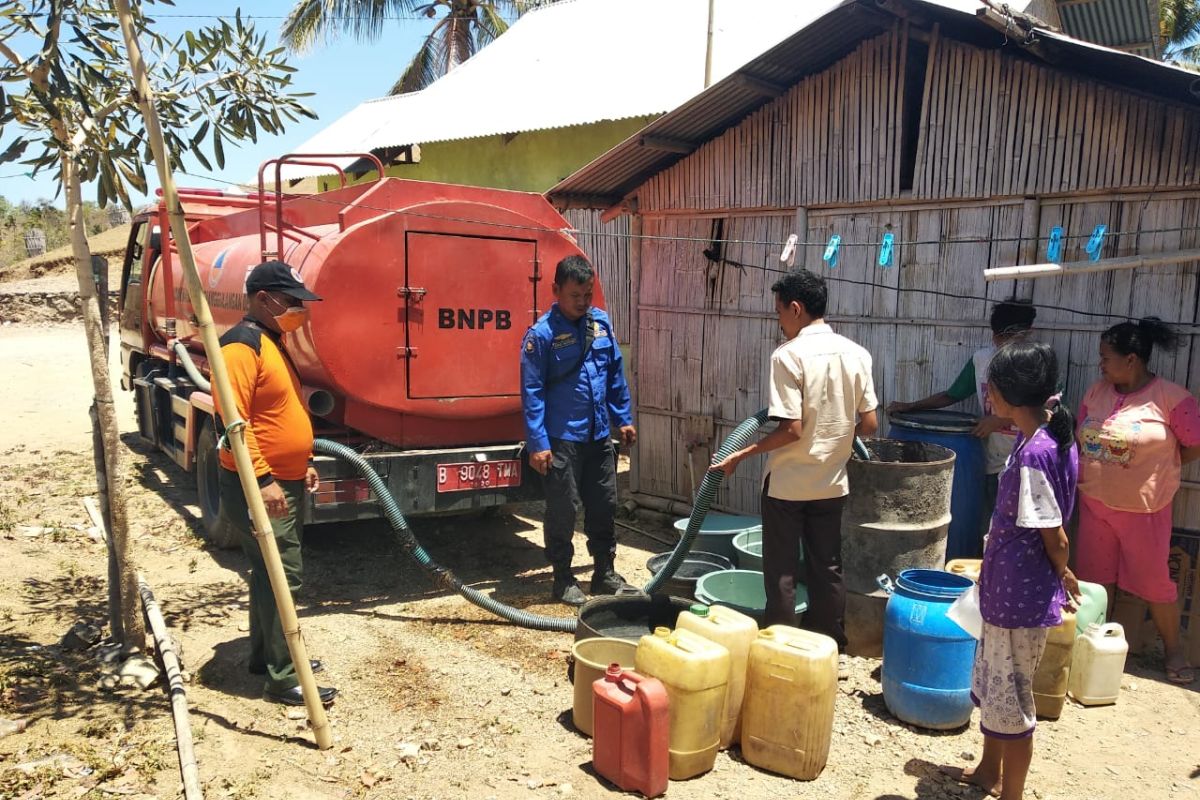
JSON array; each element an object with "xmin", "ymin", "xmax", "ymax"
[{"xmin": 780, "ymin": 233, "xmax": 798, "ymax": 267}]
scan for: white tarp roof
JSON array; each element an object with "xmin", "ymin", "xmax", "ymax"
[{"xmin": 282, "ymin": 0, "xmax": 847, "ymax": 178}]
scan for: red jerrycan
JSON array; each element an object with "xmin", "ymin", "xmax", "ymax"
[{"xmin": 592, "ymin": 664, "xmax": 669, "ymax": 798}]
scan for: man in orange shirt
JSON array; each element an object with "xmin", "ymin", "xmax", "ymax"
[{"xmin": 215, "ymin": 260, "xmax": 337, "ymax": 706}]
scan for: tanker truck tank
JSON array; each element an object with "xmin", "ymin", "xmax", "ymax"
[
  {"xmin": 142, "ymin": 176, "xmax": 602, "ymax": 449},
  {"xmin": 120, "ymin": 161, "xmax": 605, "ymax": 545}
]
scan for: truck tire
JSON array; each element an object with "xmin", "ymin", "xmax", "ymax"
[{"xmin": 195, "ymin": 421, "xmax": 241, "ymax": 550}]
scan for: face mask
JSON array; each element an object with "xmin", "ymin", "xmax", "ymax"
[
  {"xmin": 274, "ymin": 306, "xmax": 309, "ymax": 334},
  {"xmin": 265, "ymin": 294, "xmax": 309, "ymax": 334}
]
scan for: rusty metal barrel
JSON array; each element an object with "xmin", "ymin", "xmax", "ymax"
[{"xmin": 842, "ymin": 439, "xmax": 954, "ymax": 656}]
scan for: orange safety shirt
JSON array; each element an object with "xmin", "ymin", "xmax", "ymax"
[{"xmin": 213, "ymin": 319, "xmax": 313, "ymax": 484}]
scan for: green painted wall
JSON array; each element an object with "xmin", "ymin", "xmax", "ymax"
[{"xmin": 324, "ymin": 116, "xmax": 656, "ymax": 193}]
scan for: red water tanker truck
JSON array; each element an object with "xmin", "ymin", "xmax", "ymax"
[{"xmin": 117, "ymin": 154, "xmax": 602, "ymax": 547}]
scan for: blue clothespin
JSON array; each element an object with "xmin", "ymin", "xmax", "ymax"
[
  {"xmin": 1085, "ymin": 224, "xmax": 1107, "ymax": 262},
  {"xmin": 823, "ymin": 234, "xmax": 841, "ymax": 269},
  {"xmin": 878, "ymin": 232, "xmax": 895, "ymax": 268},
  {"xmin": 1046, "ymin": 226, "xmax": 1063, "ymax": 262}
]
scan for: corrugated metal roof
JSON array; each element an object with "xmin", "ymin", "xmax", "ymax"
[
  {"xmin": 1057, "ymin": 0, "xmax": 1158, "ymax": 54},
  {"xmin": 282, "ymin": 0, "xmax": 843, "ymax": 179},
  {"xmin": 548, "ymin": 0, "xmax": 1200, "ymax": 206}
]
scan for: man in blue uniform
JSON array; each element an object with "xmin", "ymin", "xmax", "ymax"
[{"xmin": 521, "ymin": 255, "xmax": 637, "ymax": 605}]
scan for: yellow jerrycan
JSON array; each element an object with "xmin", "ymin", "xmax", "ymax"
[
  {"xmin": 1032, "ymin": 610, "xmax": 1075, "ymax": 720},
  {"xmin": 741, "ymin": 625, "xmax": 838, "ymax": 780},
  {"xmin": 635, "ymin": 626, "xmax": 730, "ymax": 780},
  {"xmin": 674, "ymin": 603, "xmax": 759, "ymax": 748}
]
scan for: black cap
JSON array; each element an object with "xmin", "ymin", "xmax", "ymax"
[{"xmin": 245, "ymin": 260, "xmax": 321, "ymax": 301}]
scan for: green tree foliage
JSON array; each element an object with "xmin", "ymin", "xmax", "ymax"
[
  {"xmin": 0, "ymin": 194, "xmax": 113, "ymax": 269},
  {"xmin": 281, "ymin": 0, "xmax": 559, "ymax": 95},
  {"xmin": 0, "ymin": 0, "xmax": 317, "ymax": 208},
  {"xmin": 1161, "ymin": 0, "xmax": 1200, "ymax": 70}
]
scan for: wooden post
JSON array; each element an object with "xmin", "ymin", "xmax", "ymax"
[
  {"xmin": 629, "ymin": 213, "xmax": 643, "ymax": 496},
  {"xmin": 1012, "ymin": 196, "xmax": 1041, "ymax": 298},
  {"xmin": 793, "ymin": 206, "xmax": 809, "ymax": 267},
  {"xmin": 114, "ymin": 0, "xmax": 332, "ymax": 750}
]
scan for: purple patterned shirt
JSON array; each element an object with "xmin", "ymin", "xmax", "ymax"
[{"xmin": 979, "ymin": 427, "xmax": 1079, "ymax": 629}]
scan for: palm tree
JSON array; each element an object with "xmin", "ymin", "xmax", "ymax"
[
  {"xmin": 1161, "ymin": 0, "xmax": 1200, "ymax": 70},
  {"xmin": 282, "ymin": 0, "xmax": 558, "ymax": 95}
]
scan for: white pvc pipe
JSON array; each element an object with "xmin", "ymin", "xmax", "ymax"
[{"xmin": 984, "ymin": 249, "xmax": 1200, "ymax": 282}]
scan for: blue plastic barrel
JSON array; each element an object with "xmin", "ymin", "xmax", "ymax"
[
  {"xmin": 881, "ymin": 569, "xmax": 977, "ymax": 730},
  {"xmin": 889, "ymin": 410, "xmax": 986, "ymax": 560}
]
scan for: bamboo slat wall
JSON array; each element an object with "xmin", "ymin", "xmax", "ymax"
[
  {"xmin": 911, "ymin": 38, "xmax": 1200, "ymax": 200},
  {"xmin": 620, "ymin": 26, "xmax": 1200, "ymax": 526},
  {"xmin": 562, "ymin": 207, "xmax": 631, "ymax": 344},
  {"xmin": 641, "ymin": 29, "xmax": 906, "ymax": 212},
  {"xmin": 637, "ymin": 30, "xmax": 1200, "ymax": 214},
  {"xmin": 633, "ymin": 196, "xmax": 1200, "ymax": 525}
]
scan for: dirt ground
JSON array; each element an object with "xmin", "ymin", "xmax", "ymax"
[{"xmin": 1, "ymin": 322, "xmax": 1199, "ymax": 800}]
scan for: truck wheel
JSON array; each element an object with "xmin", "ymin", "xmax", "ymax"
[{"xmin": 195, "ymin": 422, "xmax": 241, "ymax": 550}]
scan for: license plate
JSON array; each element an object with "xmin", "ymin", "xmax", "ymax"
[{"xmin": 436, "ymin": 459, "xmax": 522, "ymax": 493}]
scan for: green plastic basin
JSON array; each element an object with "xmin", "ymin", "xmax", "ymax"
[
  {"xmin": 673, "ymin": 513, "xmax": 762, "ymax": 561},
  {"xmin": 694, "ymin": 569, "xmax": 808, "ymax": 623},
  {"xmin": 731, "ymin": 529, "xmax": 804, "ymax": 572}
]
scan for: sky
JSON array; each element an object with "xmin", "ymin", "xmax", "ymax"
[{"xmin": 0, "ymin": 1, "xmax": 431, "ymax": 207}]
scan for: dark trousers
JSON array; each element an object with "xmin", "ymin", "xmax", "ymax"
[
  {"xmin": 542, "ymin": 438, "xmax": 617, "ymax": 570},
  {"xmin": 219, "ymin": 468, "xmax": 306, "ymax": 692},
  {"xmin": 761, "ymin": 483, "xmax": 848, "ymax": 650}
]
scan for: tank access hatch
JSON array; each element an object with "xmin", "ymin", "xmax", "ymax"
[{"xmin": 403, "ymin": 231, "xmax": 539, "ymax": 399}]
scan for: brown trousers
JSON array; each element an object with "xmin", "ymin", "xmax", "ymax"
[{"xmin": 761, "ymin": 480, "xmax": 847, "ymax": 650}]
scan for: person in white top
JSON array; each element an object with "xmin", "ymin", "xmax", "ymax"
[
  {"xmin": 887, "ymin": 300, "xmax": 1038, "ymax": 556},
  {"xmin": 711, "ymin": 269, "xmax": 878, "ymax": 669}
]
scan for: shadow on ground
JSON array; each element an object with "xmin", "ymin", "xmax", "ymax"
[
  {"xmin": 122, "ymin": 429, "xmax": 675, "ymax": 656},
  {"xmin": 0, "ymin": 631, "xmax": 160, "ymax": 728},
  {"xmin": 874, "ymin": 757, "xmax": 992, "ymax": 800}
]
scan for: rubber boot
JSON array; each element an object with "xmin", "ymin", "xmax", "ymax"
[
  {"xmin": 590, "ymin": 554, "xmax": 634, "ymax": 596},
  {"xmin": 551, "ymin": 567, "xmax": 587, "ymax": 606}
]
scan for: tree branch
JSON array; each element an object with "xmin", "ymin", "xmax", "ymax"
[
  {"xmin": 0, "ymin": 39, "xmax": 36, "ymax": 80},
  {"xmin": 29, "ymin": 6, "xmax": 63, "ymax": 88}
]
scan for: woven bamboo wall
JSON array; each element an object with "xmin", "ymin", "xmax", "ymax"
[
  {"xmin": 637, "ymin": 30, "xmax": 1200, "ymax": 213},
  {"xmin": 625, "ymin": 26, "xmax": 1200, "ymax": 525},
  {"xmin": 634, "ymin": 195, "xmax": 1200, "ymax": 525},
  {"xmin": 561, "ymin": 207, "xmax": 631, "ymax": 344}
]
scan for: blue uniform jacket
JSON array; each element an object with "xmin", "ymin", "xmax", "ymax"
[{"xmin": 520, "ymin": 304, "xmax": 633, "ymax": 453}]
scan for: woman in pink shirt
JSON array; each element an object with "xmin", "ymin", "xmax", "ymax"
[{"xmin": 1076, "ymin": 318, "xmax": 1200, "ymax": 684}]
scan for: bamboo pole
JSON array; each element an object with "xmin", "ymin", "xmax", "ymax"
[
  {"xmin": 113, "ymin": 0, "xmax": 332, "ymax": 750},
  {"xmin": 984, "ymin": 249, "xmax": 1200, "ymax": 282},
  {"xmin": 138, "ymin": 573, "xmax": 202, "ymax": 800}
]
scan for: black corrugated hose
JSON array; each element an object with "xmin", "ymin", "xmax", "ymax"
[{"xmin": 313, "ymin": 409, "xmax": 769, "ymax": 632}]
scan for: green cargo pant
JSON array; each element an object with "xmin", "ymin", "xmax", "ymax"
[{"xmin": 218, "ymin": 468, "xmax": 306, "ymax": 693}]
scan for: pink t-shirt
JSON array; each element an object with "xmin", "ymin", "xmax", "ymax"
[{"xmin": 1078, "ymin": 378, "xmax": 1200, "ymax": 513}]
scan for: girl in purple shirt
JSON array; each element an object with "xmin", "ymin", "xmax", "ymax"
[{"xmin": 953, "ymin": 341, "xmax": 1079, "ymax": 800}]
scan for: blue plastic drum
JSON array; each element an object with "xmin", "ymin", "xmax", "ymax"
[
  {"xmin": 881, "ymin": 569, "xmax": 977, "ymax": 730},
  {"xmin": 889, "ymin": 410, "xmax": 986, "ymax": 560}
]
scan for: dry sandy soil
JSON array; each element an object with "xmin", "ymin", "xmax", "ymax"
[{"xmin": 0, "ymin": 322, "xmax": 1198, "ymax": 800}]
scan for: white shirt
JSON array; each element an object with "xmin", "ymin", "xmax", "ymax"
[{"xmin": 764, "ymin": 323, "xmax": 878, "ymax": 501}]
